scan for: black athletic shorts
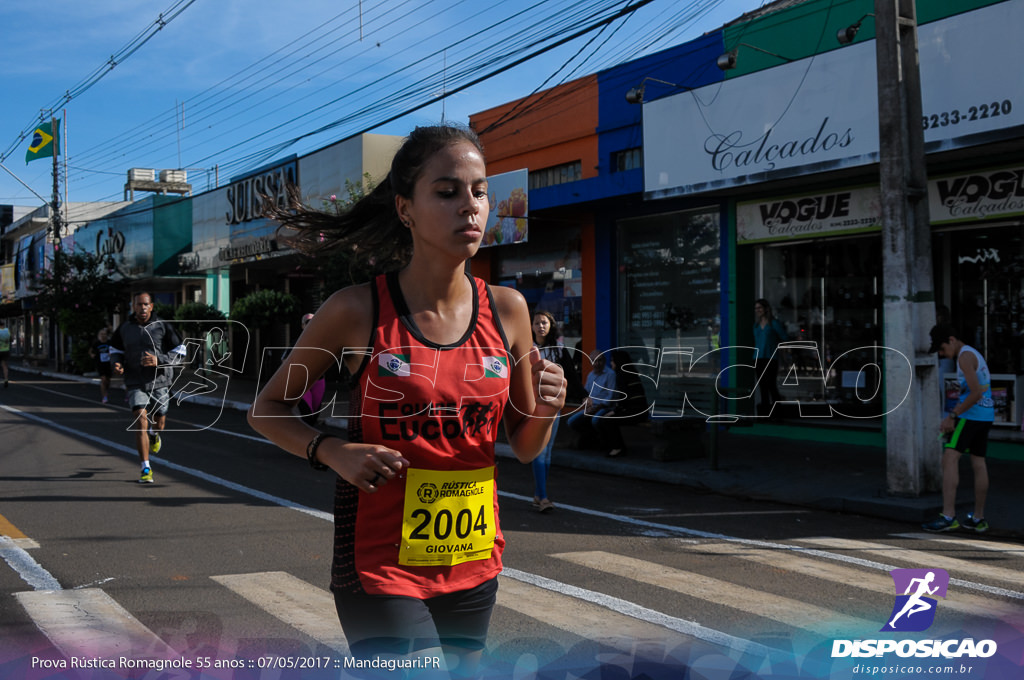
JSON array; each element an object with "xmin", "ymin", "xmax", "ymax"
[
  {"xmin": 945, "ymin": 418, "xmax": 992, "ymax": 458},
  {"xmin": 333, "ymin": 576, "xmax": 498, "ymax": 662}
]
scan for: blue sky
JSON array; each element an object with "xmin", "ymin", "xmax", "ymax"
[{"xmin": 0, "ymin": 0, "xmax": 764, "ymax": 208}]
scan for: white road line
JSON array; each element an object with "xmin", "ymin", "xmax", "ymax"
[
  {"xmin": 495, "ymin": 576, "xmax": 690, "ymax": 647},
  {"xmin": 0, "ymin": 536, "xmax": 61, "ymax": 591},
  {"xmin": 551, "ymin": 551, "xmax": 875, "ymax": 638},
  {"xmin": 212, "ymin": 572, "xmax": 348, "ymax": 654},
  {"xmin": 696, "ymin": 541, "xmax": 1024, "ymax": 621},
  {"xmin": 14, "ymin": 589, "xmax": 174, "ymax": 659},
  {"xmin": 501, "ymin": 568, "xmax": 777, "ymax": 658},
  {"xmin": 26, "ymin": 383, "xmax": 268, "ymax": 442},
  {"xmin": 794, "ymin": 537, "xmax": 1024, "ymax": 599},
  {"xmin": 0, "ymin": 404, "xmax": 331, "ymax": 523}
]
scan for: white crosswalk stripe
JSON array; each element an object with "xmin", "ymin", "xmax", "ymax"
[
  {"xmin": 794, "ymin": 537, "xmax": 1024, "ymax": 591},
  {"xmin": 499, "ymin": 568, "xmax": 776, "ymax": 657},
  {"xmin": 14, "ymin": 589, "xmax": 174, "ymax": 659},
  {"xmin": 211, "ymin": 571, "xmax": 349, "ymax": 654},
  {"xmin": 551, "ymin": 550, "xmax": 876, "ymax": 638},
  {"xmin": 893, "ymin": 533, "xmax": 1024, "ymax": 554},
  {"xmin": 695, "ymin": 541, "xmax": 1024, "ymax": 621}
]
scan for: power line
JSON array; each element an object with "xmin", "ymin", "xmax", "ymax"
[
  {"xmin": 25, "ymin": 0, "xmax": 737, "ymax": 204},
  {"xmin": 0, "ymin": 0, "xmax": 198, "ymax": 163},
  {"xmin": 71, "ymin": 0, "xmax": 642, "ymax": 197}
]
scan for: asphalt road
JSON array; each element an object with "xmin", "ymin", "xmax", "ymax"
[{"xmin": 1, "ymin": 376, "xmax": 1022, "ymax": 679}]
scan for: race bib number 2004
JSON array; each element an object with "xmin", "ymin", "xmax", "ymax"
[{"xmin": 399, "ymin": 467, "xmax": 496, "ymax": 567}]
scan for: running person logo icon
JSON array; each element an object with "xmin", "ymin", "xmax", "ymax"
[{"xmin": 882, "ymin": 568, "xmax": 949, "ymax": 632}]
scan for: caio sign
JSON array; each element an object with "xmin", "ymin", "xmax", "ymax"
[{"xmin": 96, "ymin": 227, "xmax": 125, "ymax": 259}]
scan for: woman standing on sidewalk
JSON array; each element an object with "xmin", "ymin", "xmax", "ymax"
[
  {"xmin": 248, "ymin": 124, "xmax": 565, "ymax": 676},
  {"xmin": 530, "ymin": 309, "xmax": 566, "ymax": 513},
  {"xmin": 753, "ymin": 298, "xmax": 787, "ymax": 418}
]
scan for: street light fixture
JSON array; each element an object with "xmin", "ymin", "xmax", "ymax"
[
  {"xmin": 624, "ymin": 77, "xmax": 692, "ymax": 104},
  {"xmin": 837, "ymin": 13, "xmax": 875, "ymax": 44},
  {"xmin": 716, "ymin": 43, "xmax": 795, "ymax": 70}
]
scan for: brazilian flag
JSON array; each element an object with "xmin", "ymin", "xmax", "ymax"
[{"xmin": 25, "ymin": 119, "xmax": 60, "ymax": 164}]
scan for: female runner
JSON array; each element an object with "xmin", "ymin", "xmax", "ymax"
[{"xmin": 248, "ymin": 124, "xmax": 565, "ymax": 676}]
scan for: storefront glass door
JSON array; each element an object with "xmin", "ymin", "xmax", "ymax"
[
  {"xmin": 759, "ymin": 236, "xmax": 883, "ymax": 417},
  {"xmin": 616, "ymin": 208, "xmax": 720, "ymax": 411}
]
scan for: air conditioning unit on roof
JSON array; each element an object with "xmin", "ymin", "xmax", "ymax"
[
  {"xmin": 127, "ymin": 168, "xmax": 155, "ymax": 182},
  {"xmin": 159, "ymin": 169, "xmax": 187, "ymax": 183}
]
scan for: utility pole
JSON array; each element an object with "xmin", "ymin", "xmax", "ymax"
[
  {"xmin": 50, "ymin": 115, "xmax": 66, "ymax": 371},
  {"xmin": 875, "ymin": 0, "xmax": 941, "ymax": 495}
]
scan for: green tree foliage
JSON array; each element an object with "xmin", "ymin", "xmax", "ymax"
[
  {"xmin": 174, "ymin": 301, "xmax": 226, "ymax": 340},
  {"xmin": 33, "ymin": 251, "xmax": 128, "ymax": 373},
  {"xmin": 229, "ymin": 289, "xmax": 298, "ymax": 332},
  {"xmin": 153, "ymin": 300, "xmax": 175, "ymax": 323}
]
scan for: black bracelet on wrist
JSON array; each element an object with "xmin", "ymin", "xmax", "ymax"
[{"xmin": 305, "ymin": 432, "xmax": 335, "ymax": 471}]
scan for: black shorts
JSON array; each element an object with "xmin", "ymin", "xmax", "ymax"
[
  {"xmin": 333, "ymin": 576, "xmax": 498, "ymax": 661},
  {"xmin": 945, "ymin": 418, "xmax": 992, "ymax": 458},
  {"xmin": 0, "ymin": 351, "xmax": 9, "ymax": 361},
  {"xmin": 97, "ymin": 363, "xmax": 112, "ymax": 377}
]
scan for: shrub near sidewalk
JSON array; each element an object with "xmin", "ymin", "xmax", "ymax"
[
  {"xmin": 230, "ymin": 290, "xmax": 298, "ymax": 374},
  {"xmin": 175, "ymin": 301, "xmax": 227, "ymax": 339},
  {"xmin": 174, "ymin": 302, "xmax": 228, "ymax": 367}
]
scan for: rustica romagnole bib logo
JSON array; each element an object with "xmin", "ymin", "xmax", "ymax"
[{"xmin": 417, "ymin": 483, "xmax": 439, "ymax": 504}]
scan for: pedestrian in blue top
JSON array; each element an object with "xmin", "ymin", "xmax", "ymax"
[
  {"xmin": 568, "ymin": 351, "xmax": 616, "ymax": 449},
  {"xmin": 923, "ymin": 324, "xmax": 994, "ymax": 534},
  {"xmin": 0, "ymin": 318, "xmax": 10, "ymax": 388},
  {"xmin": 753, "ymin": 298, "xmax": 787, "ymax": 418}
]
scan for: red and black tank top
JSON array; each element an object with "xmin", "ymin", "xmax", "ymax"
[{"xmin": 331, "ymin": 271, "xmax": 512, "ymax": 598}]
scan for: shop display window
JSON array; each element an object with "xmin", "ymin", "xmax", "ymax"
[
  {"xmin": 495, "ymin": 226, "xmax": 582, "ymax": 351},
  {"xmin": 936, "ymin": 225, "xmax": 1024, "ymax": 376},
  {"xmin": 758, "ymin": 236, "xmax": 884, "ymax": 417},
  {"xmin": 616, "ymin": 208, "xmax": 720, "ymax": 411},
  {"xmin": 935, "ymin": 225, "xmax": 1024, "ymax": 426}
]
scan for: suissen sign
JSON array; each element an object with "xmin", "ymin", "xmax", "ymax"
[{"xmin": 643, "ymin": 1, "xmax": 1024, "ymax": 198}]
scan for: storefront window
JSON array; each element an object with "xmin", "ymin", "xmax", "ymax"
[
  {"xmin": 496, "ymin": 225, "xmax": 582, "ymax": 349},
  {"xmin": 758, "ymin": 236, "xmax": 883, "ymax": 416},
  {"xmin": 936, "ymin": 225, "xmax": 1024, "ymax": 377},
  {"xmin": 617, "ymin": 208, "xmax": 720, "ymax": 409}
]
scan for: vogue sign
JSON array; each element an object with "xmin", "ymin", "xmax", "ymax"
[
  {"xmin": 737, "ymin": 186, "xmax": 881, "ymax": 244},
  {"xmin": 929, "ymin": 167, "xmax": 1024, "ymax": 223}
]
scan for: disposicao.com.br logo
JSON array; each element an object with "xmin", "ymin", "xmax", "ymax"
[{"xmin": 832, "ymin": 568, "xmax": 998, "ymax": 660}]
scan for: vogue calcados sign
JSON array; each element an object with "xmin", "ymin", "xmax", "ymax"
[
  {"xmin": 643, "ymin": 2, "xmax": 1024, "ymax": 197},
  {"xmin": 643, "ymin": 43, "xmax": 880, "ymax": 197},
  {"xmin": 738, "ymin": 167, "xmax": 1024, "ymax": 244},
  {"xmin": 929, "ymin": 166, "xmax": 1024, "ymax": 223},
  {"xmin": 737, "ymin": 186, "xmax": 881, "ymax": 244}
]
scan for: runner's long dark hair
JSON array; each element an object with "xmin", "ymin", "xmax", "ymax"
[{"xmin": 270, "ymin": 124, "xmax": 485, "ymax": 273}]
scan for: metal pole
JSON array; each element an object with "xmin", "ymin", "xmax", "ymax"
[
  {"xmin": 875, "ymin": 0, "xmax": 941, "ymax": 495},
  {"xmin": 51, "ymin": 116, "xmax": 65, "ymax": 371}
]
